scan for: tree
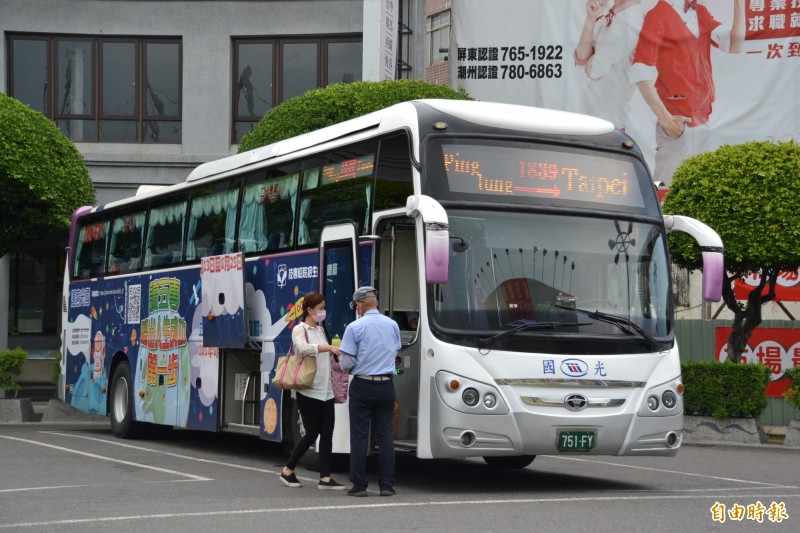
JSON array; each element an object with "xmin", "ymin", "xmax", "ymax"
[
  {"xmin": 238, "ymin": 79, "xmax": 472, "ymax": 152},
  {"xmin": 663, "ymin": 140, "xmax": 800, "ymax": 362},
  {"xmin": 0, "ymin": 94, "xmax": 95, "ymax": 256}
]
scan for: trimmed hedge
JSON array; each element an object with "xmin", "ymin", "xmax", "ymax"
[
  {"xmin": 681, "ymin": 360, "xmax": 771, "ymax": 418},
  {"xmin": 663, "ymin": 140, "xmax": 800, "ymax": 273},
  {"xmin": 0, "ymin": 347, "xmax": 28, "ymax": 392},
  {"xmin": 238, "ymin": 79, "xmax": 472, "ymax": 152},
  {"xmin": 0, "ymin": 93, "xmax": 95, "ymax": 256}
]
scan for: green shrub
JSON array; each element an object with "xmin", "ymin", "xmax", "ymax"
[
  {"xmin": 681, "ymin": 360, "xmax": 771, "ymax": 418},
  {"xmin": 0, "ymin": 93, "xmax": 95, "ymax": 256},
  {"xmin": 238, "ymin": 79, "xmax": 472, "ymax": 152},
  {"xmin": 0, "ymin": 347, "xmax": 28, "ymax": 392},
  {"xmin": 785, "ymin": 366, "xmax": 800, "ymax": 410}
]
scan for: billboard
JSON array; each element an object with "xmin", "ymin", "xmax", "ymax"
[
  {"xmin": 451, "ymin": 0, "xmax": 800, "ymax": 185},
  {"xmin": 734, "ymin": 269, "xmax": 800, "ymax": 301},
  {"xmin": 716, "ymin": 327, "xmax": 800, "ymax": 397}
]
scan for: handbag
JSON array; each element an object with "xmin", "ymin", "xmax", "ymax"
[
  {"xmin": 330, "ymin": 356, "xmax": 349, "ymax": 403},
  {"xmin": 272, "ymin": 328, "xmax": 317, "ymax": 390}
]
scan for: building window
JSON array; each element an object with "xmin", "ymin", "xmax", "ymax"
[
  {"xmin": 233, "ymin": 36, "xmax": 362, "ymax": 144},
  {"xmin": 8, "ymin": 34, "xmax": 182, "ymax": 143},
  {"xmin": 426, "ymin": 10, "xmax": 450, "ymax": 65}
]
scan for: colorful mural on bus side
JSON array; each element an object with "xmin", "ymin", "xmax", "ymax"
[{"xmin": 63, "ymin": 249, "xmax": 336, "ymax": 437}]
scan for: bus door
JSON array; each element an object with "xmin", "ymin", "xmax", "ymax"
[
  {"xmin": 373, "ymin": 214, "xmax": 420, "ymax": 450},
  {"xmin": 320, "ymin": 222, "xmax": 360, "ymax": 452}
]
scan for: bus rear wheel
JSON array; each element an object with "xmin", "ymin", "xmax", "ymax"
[
  {"xmin": 482, "ymin": 455, "xmax": 536, "ymax": 469},
  {"xmin": 110, "ymin": 362, "xmax": 143, "ymax": 438}
]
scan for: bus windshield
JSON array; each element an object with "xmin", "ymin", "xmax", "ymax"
[{"xmin": 430, "ymin": 209, "xmax": 672, "ymax": 352}]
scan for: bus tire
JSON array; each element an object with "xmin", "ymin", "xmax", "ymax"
[
  {"xmin": 109, "ymin": 361, "xmax": 143, "ymax": 439},
  {"xmin": 482, "ymin": 455, "xmax": 535, "ymax": 469}
]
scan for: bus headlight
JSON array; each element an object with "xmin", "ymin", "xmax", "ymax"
[
  {"xmin": 639, "ymin": 376, "xmax": 683, "ymax": 417},
  {"xmin": 435, "ymin": 371, "xmax": 509, "ymax": 415},
  {"xmin": 483, "ymin": 393, "xmax": 497, "ymax": 409},
  {"xmin": 662, "ymin": 390, "xmax": 677, "ymax": 409},
  {"xmin": 462, "ymin": 388, "xmax": 480, "ymax": 407},
  {"xmin": 647, "ymin": 395, "xmax": 659, "ymax": 411}
]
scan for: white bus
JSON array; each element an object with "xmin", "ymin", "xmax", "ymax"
[{"xmin": 62, "ymin": 99, "xmax": 723, "ymax": 468}]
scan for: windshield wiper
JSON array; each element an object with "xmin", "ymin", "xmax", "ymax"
[
  {"xmin": 477, "ymin": 320, "xmax": 590, "ymax": 349},
  {"xmin": 555, "ymin": 305, "xmax": 660, "ymax": 352}
]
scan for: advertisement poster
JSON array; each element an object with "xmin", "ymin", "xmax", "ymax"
[
  {"xmin": 733, "ymin": 269, "xmax": 800, "ymax": 301},
  {"xmin": 715, "ymin": 327, "xmax": 800, "ymax": 397},
  {"xmin": 451, "ymin": 0, "xmax": 800, "ymax": 185}
]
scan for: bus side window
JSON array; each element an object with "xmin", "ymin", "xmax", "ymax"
[
  {"xmin": 144, "ymin": 199, "xmax": 187, "ymax": 268},
  {"xmin": 375, "ymin": 132, "xmax": 414, "ymax": 208},
  {"xmin": 263, "ymin": 170, "xmax": 298, "ymax": 251},
  {"xmin": 108, "ymin": 212, "xmax": 145, "ymax": 274},
  {"xmin": 298, "ymin": 146, "xmax": 376, "ymax": 247},
  {"xmin": 239, "ymin": 169, "xmax": 299, "ymax": 254},
  {"xmin": 74, "ymin": 219, "xmax": 109, "ymax": 279},
  {"xmin": 186, "ymin": 187, "xmax": 238, "ymax": 261}
]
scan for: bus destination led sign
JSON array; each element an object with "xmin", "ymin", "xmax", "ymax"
[
  {"xmin": 322, "ymin": 155, "xmax": 375, "ymax": 185},
  {"xmin": 442, "ymin": 144, "xmax": 644, "ymax": 208}
]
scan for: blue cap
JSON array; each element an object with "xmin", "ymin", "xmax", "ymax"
[{"xmin": 352, "ymin": 286, "xmax": 377, "ymax": 302}]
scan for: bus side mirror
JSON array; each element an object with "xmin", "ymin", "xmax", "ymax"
[
  {"xmin": 406, "ymin": 195, "xmax": 449, "ymax": 284},
  {"xmin": 663, "ymin": 215, "xmax": 724, "ymax": 302},
  {"xmin": 702, "ymin": 251, "xmax": 724, "ymax": 302}
]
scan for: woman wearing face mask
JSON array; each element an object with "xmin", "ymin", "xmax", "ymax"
[{"xmin": 280, "ymin": 291, "xmax": 344, "ymax": 489}]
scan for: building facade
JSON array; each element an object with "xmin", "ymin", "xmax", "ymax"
[{"xmin": 1, "ymin": 0, "xmax": 433, "ymax": 356}]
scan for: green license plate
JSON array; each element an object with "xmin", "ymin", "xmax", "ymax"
[{"xmin": 557, "ymin": 430, "xmax": 596, "ymax": 452}]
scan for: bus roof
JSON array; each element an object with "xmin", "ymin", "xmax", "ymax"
[{"xmin": 98, "ymin": 99, "xmax": 615, "ymax": 211}]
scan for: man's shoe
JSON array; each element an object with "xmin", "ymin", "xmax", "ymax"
[
  {"xmin": 318, "ymin": 478, "xmax": 346, "ymax": 490},
  {"xmin": 280, "ymin": 471, "xmax": 302, "ymax": 488},
  {"xmin": 347, "ymin": 485, "xmax": 368, "ymax": 497},
  {"xmin": 379, "ymin": 484, "xmax": 396, "ymax": 497}
]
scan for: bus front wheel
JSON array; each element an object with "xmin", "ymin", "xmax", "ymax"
[
  {"xmin": 110, "ymin": 362, "xmax": 143, "ymax": 439},
  {"xmin": 482, "ymin": 455, "xmax": 536, "ymax": 469}
]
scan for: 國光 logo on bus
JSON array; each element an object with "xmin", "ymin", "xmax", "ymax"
[{"xmin": 560, "ymin": 358, "xmax": 588, "ymax": 377}]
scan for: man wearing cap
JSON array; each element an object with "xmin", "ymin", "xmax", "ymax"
[{"xmin": 338, "ymin": 286, "xmax": 401, "ymax": 497}]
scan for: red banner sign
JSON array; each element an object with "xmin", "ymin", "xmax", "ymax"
[
  {"xmin": 734, "ymin": 270, "xmax": 800, "ymax": 302},
  {"xmin": 715, "ymin": 327, "xmax": 800, "ymax": 397}
]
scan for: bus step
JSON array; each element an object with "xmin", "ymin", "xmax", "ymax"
[
  {"xmin": 225, "ymin": 423, "xmax": 261, "ymax": 436},
  {"xmin": 393, "ymin": 440, "xmax": 417, "ymax": 451}
]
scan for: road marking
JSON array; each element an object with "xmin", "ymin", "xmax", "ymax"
[
  {"xmin": 0, "ymin": 479, "xmax": 197, "ymax": 494},
  {"xmin": 41, "ymin": 431, "xmax": 800, "ymax": 490},
  {"xmin": 40, "ymin": 431, "xmax": 285, "ymax": 474},
  {"xmin": 544, "ymin": 455, "xmax": 796, "ymax": 488},
  {"xmin": 0, "ymin": 435, "xmax": 212, "ymax": 481},
  {"xmin": 2, "ymin": 494, "xmax": 800, "ymax": 529}
]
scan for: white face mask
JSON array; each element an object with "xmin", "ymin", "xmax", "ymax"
[{"xmin": 315, "ymin": 310, "xmax": 327, "ymax": 323}]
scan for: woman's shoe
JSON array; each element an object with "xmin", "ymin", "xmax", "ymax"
[
  {"xmin": 318, "ymin": 478, "xmax": 346, "ymax": 490},
  {"xmin": 280, "ymin": 471, "xmax": 302, "ymax": 488}
]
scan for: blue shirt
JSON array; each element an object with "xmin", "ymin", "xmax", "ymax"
[{"xmin": 339, "ymin": 309, "xmax": 401, "ymax": 376}]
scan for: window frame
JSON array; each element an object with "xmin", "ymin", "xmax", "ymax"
[
  {"xmin": 231, "ymin": 34, "xmax": 362, "ymax": 144},
  {"xmin": 7, "ymin": 33, "xmax": 182, "ymax": 144},
  {"xmin": 426, "ymin": 10, "xmax": 451, "ymax": 66}
]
